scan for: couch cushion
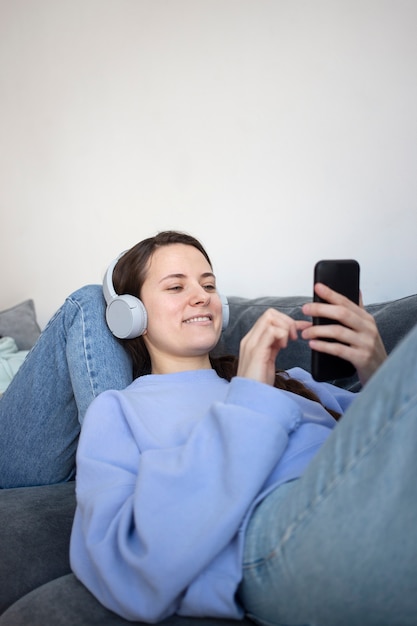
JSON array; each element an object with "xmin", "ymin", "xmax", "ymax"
[
  {"xmin": 0, "ymin": 573, "xmax": 253, "ymax": 626},
  {"xmin": 0, "ymin": 482, "xmax": 75, "ymax": 613}
]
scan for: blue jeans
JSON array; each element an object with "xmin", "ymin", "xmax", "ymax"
[
  {"xmin": 239, "ymin": 323, "xmax": 417, "ymax": 626},
  {"xmin": 0, "ymin": 285, "xmax": 132, "ymax": 488}
]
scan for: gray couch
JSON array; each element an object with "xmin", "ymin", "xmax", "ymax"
[{"xmin": 1, "ymin": 293, "xmax": 416, "ymax": 625}]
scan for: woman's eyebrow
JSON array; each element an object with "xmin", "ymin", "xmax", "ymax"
[
  {"xmin": 159, "ymin": 272, "xmax": 216, "ymax": 283},
  {"xmin": 159, "ymin": 273, "xmax": 185, "ymax": 283},
  {"xmin": 201, "ymin": 272, "xmax": 216, "ymax": 280}
]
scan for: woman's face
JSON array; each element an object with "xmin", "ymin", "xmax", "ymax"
[{"xmin": 140, "ymin": 243, "xmax": 223, "ymax": 373}]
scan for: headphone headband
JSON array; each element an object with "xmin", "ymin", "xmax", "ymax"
[{"xmin": 103, "ymin": 252, "xmax": 128, "ymax": 305}]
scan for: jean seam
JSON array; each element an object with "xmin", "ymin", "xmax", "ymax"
[{"xmin": 67, "ymin": 295, "xmax": 98, "ymax": 401}]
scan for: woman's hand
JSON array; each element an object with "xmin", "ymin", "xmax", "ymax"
[
  {"xmin": 301, "ymin": 283, "xmax": 387, "ymax": 385},
  {"xmin": 237, "ymin": 309, "xmax": 310, "ymax": 386}
]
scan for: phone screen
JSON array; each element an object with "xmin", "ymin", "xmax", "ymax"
[{"xmin": 311, "ymin": 259, "xmax": 360, "ymax": 382}]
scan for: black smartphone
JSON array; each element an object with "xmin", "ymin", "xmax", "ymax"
[{"xmin": 311, "ymin": 259, "xmax": 360, "ymax": 382}]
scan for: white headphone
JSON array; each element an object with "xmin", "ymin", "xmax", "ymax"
[{"xmin": 103, "ymin": 253, "xmax": 230, "ymax": 339}]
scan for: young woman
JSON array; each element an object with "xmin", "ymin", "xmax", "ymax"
[
  {"xmin": 69, "ymin": 232, "xmax": 414, "ymax": 626},
  {"xmin": 1, "ymin": 231, "xmax": 416, "ymax": 625}
]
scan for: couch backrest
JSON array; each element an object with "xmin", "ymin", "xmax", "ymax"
[{"xmin": 215, "ymin": 293, "xmax": 417, "ymax": 392}]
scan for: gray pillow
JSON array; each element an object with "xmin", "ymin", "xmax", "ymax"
[{"xmin": 0, "ymin": 300, "xmax": 41, "ymax": 350}]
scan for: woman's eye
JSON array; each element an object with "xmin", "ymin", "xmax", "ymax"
[
  {"xmin": 204, "ymin": 284, "xmax": 216, "ymax": 291},
  {"xmin": 168, "ymin": 285, "xmax": 182, "ymax": 291}
]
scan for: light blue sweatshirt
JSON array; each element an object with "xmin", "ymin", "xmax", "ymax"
[{"xmin": 70, "ymin": 367, "xmax": 354, "ymax": 623}]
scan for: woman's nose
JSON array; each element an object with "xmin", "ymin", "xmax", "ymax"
[{"xmin": 191, "ymin": 286, "xmax": 210, "ymax": 305}]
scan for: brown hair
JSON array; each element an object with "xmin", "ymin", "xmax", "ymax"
[{"xmin": 112, "ymin": 230, "xmax": 341, "ymax": 420}]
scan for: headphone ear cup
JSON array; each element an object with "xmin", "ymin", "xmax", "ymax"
[
  {"xmin": 220, "ymin": 294, "xmax": 229, "ymax": 331},
  {"xmin": 105, "ymin": 294, "xmax": 148, "ymax": 339}
]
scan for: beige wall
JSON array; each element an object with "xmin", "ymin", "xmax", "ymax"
[{"xmin": 1, "ymin": 0, "xmax": 416, "ymax": 328}]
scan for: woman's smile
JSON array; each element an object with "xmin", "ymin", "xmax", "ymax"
[{"xmin": 183, "ymin": 315, "xmax": 213, "ymax": 324}]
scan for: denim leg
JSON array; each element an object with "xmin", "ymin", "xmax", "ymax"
[
  {"xmin": 0, "ymin": 285, "xmax": 132, "ymax": 488},
  {"xmin": 240, "ymin": 323, "xmax": 417, "ymax": 626}
]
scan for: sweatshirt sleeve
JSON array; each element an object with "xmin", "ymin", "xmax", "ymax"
[
  {"xmin": 287, "ymin": 367, "xmax": 356, "ymax": 413},
  {"xmin": 70, "ymin": 377, "xmax": 301, "ymax": 622}
]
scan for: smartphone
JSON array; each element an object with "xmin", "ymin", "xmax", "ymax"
[{"xmin": 311, "ymin": 259, "xmax": 360, "ymax": 382}]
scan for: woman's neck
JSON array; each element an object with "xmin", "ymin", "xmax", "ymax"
[{"xmin": 150, "ymin": 354, "xmax": 213, "ymax": 375}]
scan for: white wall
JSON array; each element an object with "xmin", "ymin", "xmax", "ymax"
[{"xmin": 1, "ymin": 0, "xmax": 416, "ymax": 328}]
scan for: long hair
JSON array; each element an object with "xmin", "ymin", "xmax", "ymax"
[{"xmin": 112, "ymin": 230, "xmax": 341, "ymax": 420}]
